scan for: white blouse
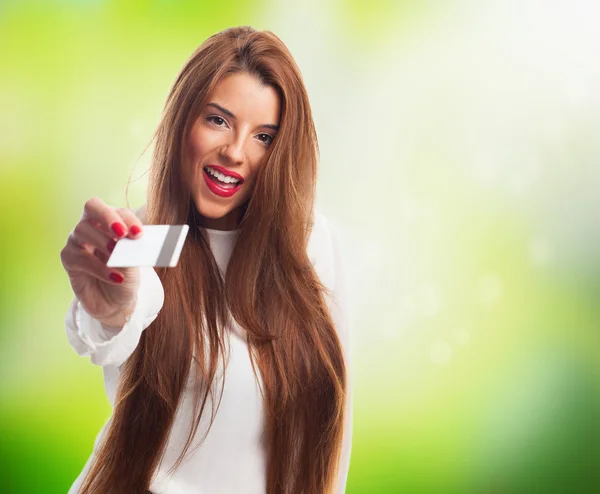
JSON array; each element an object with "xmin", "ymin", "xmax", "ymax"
[{"xmin": 65, "ymin": 209, "xmax": 353, "ymax": 493}]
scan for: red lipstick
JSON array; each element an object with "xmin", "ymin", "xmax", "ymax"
[
  {"xmin": 206, "ymin": 164, "xmax": 244, "ymax": 181},
  {"xmin": 202, "ymin": 165, "xmax": 244, "ymax": 198}
]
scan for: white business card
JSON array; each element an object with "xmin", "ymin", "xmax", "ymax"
[{"xmin": 107, "ymin": 224, "xmax": 190, "ymax": 267}]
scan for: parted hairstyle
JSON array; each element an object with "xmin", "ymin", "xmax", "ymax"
[{"xmin": 79, "ymin": 26, "xmax": 347, "ymax": 494}]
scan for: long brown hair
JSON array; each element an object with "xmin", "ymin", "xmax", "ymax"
[{"xmin": 79, "ymin": 26, "xmax": 347, "ymax": 494}]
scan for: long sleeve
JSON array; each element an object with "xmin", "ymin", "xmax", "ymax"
[
  {"xmin": 322, "ymin": 219, "xmax": 354, "ymax": 494},
  {"xmin": 308, "ymin": 211, "xmax": 354, "ymax": 493},
  {"xmin": 64, "ymin": 265, "xmax": 164, "ymax": 367}
]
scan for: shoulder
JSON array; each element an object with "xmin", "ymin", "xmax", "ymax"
[
  {"xmin": 307, "ymin": 208, "xmax": 337, "ymax": 291},
  {"xmin": 309, "ymin": 210, "xmax": 352, "ymax": 353}
]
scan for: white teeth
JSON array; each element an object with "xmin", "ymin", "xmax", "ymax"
[{"xmin": 205, "ymin": 167, "xmax": 241, "ymax": 184}]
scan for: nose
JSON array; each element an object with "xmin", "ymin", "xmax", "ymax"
[{"xmin": 220, "ymin": 135, "xmax": 246, "ymax": 165}]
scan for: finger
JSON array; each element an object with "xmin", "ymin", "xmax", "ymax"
[
  {"xmin": 64, "ymin": 243, "xmax": 125, "ymax": 284},
  {"xmin": 71, "ymin": 219, "xmax": 117, "ymax": 257},
  {"xmin": 114, "ymin": 207, "xmax": 144, "ymax": 239},
  {"xmin": 93, "ymin": 247, "xmax": 109, "ymax": 264},
  {"xmin": 81, "ymin": 196, "xmax": 131, "ymax": 240}
]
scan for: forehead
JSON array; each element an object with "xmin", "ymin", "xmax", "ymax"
[{"xmin": 207, "ymin": 72, "xmax": 281, "ymax": 125}]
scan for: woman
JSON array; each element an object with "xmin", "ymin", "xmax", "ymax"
[{"xmin": 61, "ymin": 26, "xmax": 352, "ymax": 493}]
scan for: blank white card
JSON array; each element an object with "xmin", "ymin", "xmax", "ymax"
[{"xmin": 107, "ymin": 224, "xmax": 190, "ymax": 268}]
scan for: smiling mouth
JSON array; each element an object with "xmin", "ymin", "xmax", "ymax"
[
  {"xmin": 202, "ymin": 167, "xmax": 244, "ymax": 198},
  {"xmin": 203, "ymin": 166, "xmax": 244, "ymax": 189}
]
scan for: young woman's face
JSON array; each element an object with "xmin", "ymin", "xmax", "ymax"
[{"xmin": 186, "ymin": 72, "xmax": 281, "ymax": 230}]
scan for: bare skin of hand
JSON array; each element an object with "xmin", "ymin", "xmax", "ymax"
[{"xmin": 60, "ymin": 197, "xmax": 145, "ymax": 328}]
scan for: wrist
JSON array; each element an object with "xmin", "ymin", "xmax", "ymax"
[{"xmin": 97, "ymin": 301, "xmax": 136, "ymax": 329}]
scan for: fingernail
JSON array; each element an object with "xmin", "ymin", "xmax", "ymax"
[
  {"xmin": 129, "ymin": 225, "xmax": 141, "ymax": 236},
  {"xmin": 111, "ymin": 222, "xmax": 127, "ymax": 238},
  {"xmin": 107, "ymin": 239, "xmax": 116, "ymax": 252},
  {"xmin": 109, "ymin": 272, "xmax": 124, "ymax": 283}
]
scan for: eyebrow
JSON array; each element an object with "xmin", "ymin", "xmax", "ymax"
[{"xmin": 207, "ymin": 102, "xmax": 280, "ymax": 131}]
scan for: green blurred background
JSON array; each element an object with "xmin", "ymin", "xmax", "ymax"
[{"xmin": 1, "ymin": 0, "xmax": 599, "ymax": 492}]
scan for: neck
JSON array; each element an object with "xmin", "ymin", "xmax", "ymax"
[{"xmin": 197, "ymin": 208, "xmax": 241, "ymax": 231}]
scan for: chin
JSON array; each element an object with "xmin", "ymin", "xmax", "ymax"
[
  {"xmin": 196, "ymin": 205, "xmax": 231, "ymax": 219},
  {"xmin": 202, "ymin": 210, "xmax": 232, "ymax": 220},
  {"xmin": 191, "ymin": 197, "xmax": 229, "ymax": 217}
]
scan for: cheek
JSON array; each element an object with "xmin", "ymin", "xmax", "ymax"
[
  {"xmin": 246, "ymin": 147, "xmax": 269, "ymax": 177},
  {"xmin": 188, "ymin": 126, "xmax": 221, "ymax": 162},
  {"xmin": 188, "ymin": 136, "xmax": 208, "ymax": 163},
  {"xmin": 245, "ymin": 161, "xmax": 264, "ymax": 186}
]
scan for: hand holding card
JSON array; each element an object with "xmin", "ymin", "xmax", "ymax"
[{"xmin": 107, "ymin": 225, "xmax": 190, "ymax": 267}]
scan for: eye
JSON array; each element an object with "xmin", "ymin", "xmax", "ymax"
[
  {"xmin": 206, "ymin": 115, "xmax": 228, "ymax": 127},
  {"xmin": 257, "ymin": 133, "xmax": 274, "ymax": 146}
]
